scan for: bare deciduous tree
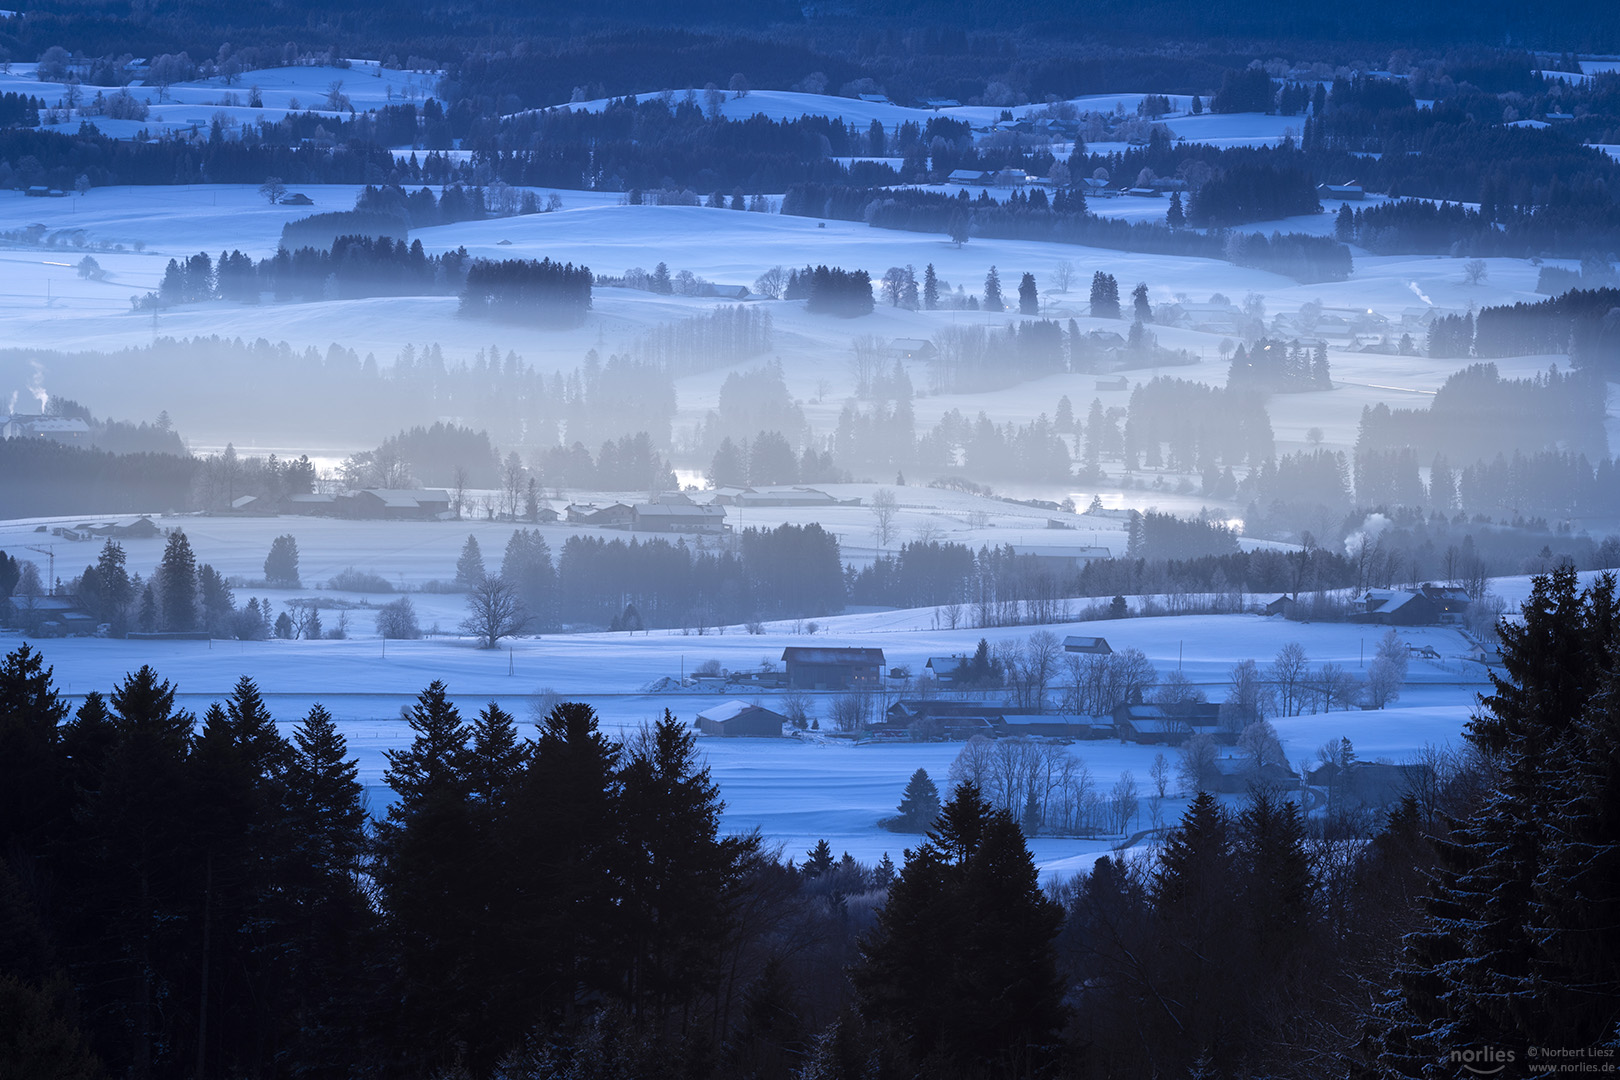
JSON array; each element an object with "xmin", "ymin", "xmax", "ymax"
[
  {"xmin": 1177, "ymin": 733, "xmax": 1218, "ymax": 793},
  {"xmin": 460, "ymin": 575, "xmax": 530, "ymax": 648},
  {"xmin": 870, "ymin": 488, "xmax": 899, "ymax": 550},
  {"xmin": 1269, "ymin": 641, "xmax": 1309, "ymax": 716}
]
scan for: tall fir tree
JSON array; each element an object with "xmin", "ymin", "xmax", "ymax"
[
  {"xmin": 855, "ymin": 782, "xmax": 1064, "ymax": 1074},
  {"xmin": 157, "ymin": 529, "xmax": 198, "ymax": 631},
  {"xmin": 983, "ymin": 265, "xmax": 1004, "ymax": 312}
]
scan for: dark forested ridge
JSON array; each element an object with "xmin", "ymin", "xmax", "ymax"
[{"xmin": 2, "ymin": 568, "xmax": 1617, "ymax": 1076}]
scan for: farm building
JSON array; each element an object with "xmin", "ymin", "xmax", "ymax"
[
  {"xmin": 631, "ymin": 496, "xmax": 727, "ymax": 534},
  {"xmin": 1020, "ymin": 548, "xmax": 1111, "ymax": 576},
  {"xmin": 695, "ymin": 701, "xmax": 787, "ymax": 737},
  {"xmin": 1308, "ymin": 761, "xmax": 1435, "ymax": 810},
  {"xmin": 887, "ymin": 338, "xmax": 937, "ymax": 361},
  {"xmin": 281, "ymin": 493, "xmax": 337, "ymax": 515},
  {"xmin": 734, "ymin": 487, "xmax": 845, "ymax": 507},
  {"xmin": 781, "ymin": 646, "xmax": 885, "ymax": 690},
  {"xmin": 1, "ymin": 414, "xmax": 90, "ymax": 442},
  {"xmin": 565, "ymin": 502, "xmax": 633, "ymax": 527},
  {"xmin": 1063, "ymin": 635, "xmax": 1113, "ymax": 654},
  {"xmin": 1353, "ymin": 589, "xmax": 1442, "ymax": 626},
  {"xmin": 336, "ymin": 489, "xmax": 452, "ymax": 520},
  {"xmin": 84, "ymin": 515, "xmax": 162, "ymax": 539},
  {"xmin": 1211, "ymin": 756, "xmax": 1299, "ymax": 794}
]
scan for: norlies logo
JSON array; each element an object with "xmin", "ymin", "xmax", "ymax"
[{"xmin": 1450, "ymin": 1047, "xmax": 1516, "ymax": 1075}]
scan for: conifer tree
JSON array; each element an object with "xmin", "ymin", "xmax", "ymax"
[
  {"xmin": 983, "ymin": 265, "xmax": 1004, "ymax": 311},
  {"xmin": 455, "ymin": 533, "xmax": 485, "ymax": 587},
  {"xmin": 280, "ymin": 702, "xmax": 371, "ymax": 1075},
  {"xmin": 617, "ymin": 710, "xmax": 755, "ymax": 1026},
  {"xmin": 896, "ymin": 767, "xmax": 941, "ymax": 831},
  {"xmin": 1376, "ymin": 570, "xmax": 1620, "ymax": 1068},
  {"xmin": 1018, "ymin": 271, "xmax": 1038, "ymax": 314},
  {"xmin": 0, "ymin": 644, "xmax": 70, "ymax": 857},
  {"xmin": 923, "ymin": 263, "xmax": 938, "ymax": 309},
  {"xmin": 157, "ymin": 529, "xmax": 198, "ymax": 631},
  {"xmin": 373, "ymin": 680, "xmax": 477, "ymax": 1074},
  {"xmin": 508, "ymin": 701, "xmax": 623, "ymax": 1021},
  {"xmin": 855, "ymin": 782, "xmax": 1064, "ymax": 1073}
]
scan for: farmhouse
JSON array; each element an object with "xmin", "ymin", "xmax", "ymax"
[
  {"xmin": 1353, "ymin": 588, "xmax": 1442, "ymax": 626},
  {"xmin": 565, "ymin": 502, "xmax": 634, "ymax": 527},
  {"xmin": 924, "ymin": 655, "xmax": 968, "ymax": 684},
  {"xmin": 1114, "ymin": 702, "xmax": 1241, "ymax": 745},
  {"xmin": 1, "ymin": 414, "xmax": 91, "ymax": 442},
  {"xmin": 281, "ymin": 493, "xmax": 337, "ymax": 515},
  {"xmin": 1318, "ymin": 182, "xmax": 1365, "ymax": 200},
  {"xmin": 781, "ymin": 646, "xmax": 885, "ymax": 690},
  {"xmin": 337, "ymin": 489, "xmax": 452, "ymax": 520},
  {"xmin": 84, "ymin": 515, "xmax": 162, "ymax": 539},
  {"xmin": 695, "ymin": 701, "xmax": 787, "ymax": 737},
  {"xmin": 1063, "ymin": 635, "xmax": 1113, "ymax": 654}
]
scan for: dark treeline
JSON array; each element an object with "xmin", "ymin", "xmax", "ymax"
[
  {"xmin": 0, "ymin": 124, "xmax": 398, "ymax": 191},
  {"xmin": 1355, "ymin": 363, "xmax": 1606, "ymax": 464},
  {"xmin": 848, "ymin": 526, "xmax": 1245, "ymax": 612},
  {"xmin": 1474, "ymin": 288, "xmax": 1620, "ymax": 375},
  {"xmin": 7, "ymin": 568, "xmax": 1617, "ymax": 1075},
  {"xmin": 632, "ymin": 305, "xmax": 774, "ymax": 376},
  {"xmin": 787, "ymin": 185, "xmax": 1353, "ymax": 283},
  {"xmin": 1227, "ymin": 338, "xmax": 1332, "ymax": 393},
  {"xmin": 380, "ymin": 422, "xmax": 502, "ymax": 488},
  {"xmin": 1122, "ymin": 378, "xmax": 1275, "ymax": 477},
  {"xmin": 926, "ymin": 319, "xmax": 1067, "ymax": 393},
  {"xmin": 0, "ymin": 338, "xmax": 675, "ymax": 468},
  {"xmin": 143, "ymin": 237, "xmax": 472, "ymax": 307},
  {"xmin": 531, "ymin": 431, "xmax": 680, "ymax": 493},
  {"xmin": 555, "ymin": 523, "xmax": 843, "ymax": 628},
  {"xmin": 481, "ymin": 95, "xmax": 932, "ymax": 193},
  {"xmin": 460, "ymin": 257, "xmax": 594, "ymax": 328},
  {"xmin": 790, "ymin": 265, "xmax": 875, "ymax": 316},
  {"xmin": 0, "ymin": 438, "xmax": 197, "ymax": 518}
]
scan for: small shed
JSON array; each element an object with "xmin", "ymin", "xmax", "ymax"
[
  {"xmin": 696, "ymin": 701, "xmax": 787, "ymax": 737},
  {"xmin": 888, "ymin": 338, "xmax": 937, "ymax": 360}
]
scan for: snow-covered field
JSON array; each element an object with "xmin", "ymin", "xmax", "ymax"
[
  {"xmin": 10, "ymin": 603, "xmax": 1488, "ymax": 879},
  {"xmin": 0, "ymin": 77, "xmax": 1607, "ymax": 876},
  {"xmin": 7, "ymin": 62, "xmax": 439, "ymax": 141},
  {"xmin": 5, "ymin": 499, "xmax": 1538, "ymax": 879},
  {"xmin": 550, "ymin": 88, "xmax": 1298, "ymax": 150},
  {"xmin": 0, "ymin": 181, "xmax": 1576, "ymax": 462}
]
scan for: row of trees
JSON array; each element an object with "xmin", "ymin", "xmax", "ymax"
[
  {"xmin": 451, "ymin": 522, "xmax": 847, "ymax": 633},
  {"xmin": 459, "ymin": 257, "xmax": 594, "ymax": 327}
]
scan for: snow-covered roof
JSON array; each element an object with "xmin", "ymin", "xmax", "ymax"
[{"xmin": 698, "ymin": 700, "xmax": 756, "ymax": 723}]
